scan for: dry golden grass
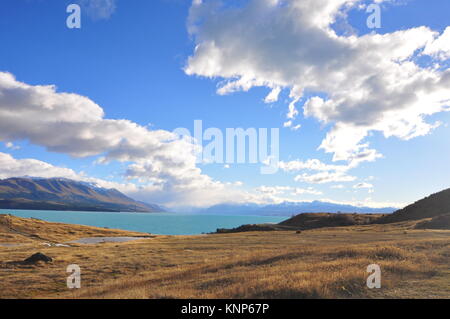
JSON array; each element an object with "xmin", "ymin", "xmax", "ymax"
[
  {"xmin": 0, "ymin": 215, "xmax": 449, "ymax": 299},
  {"xmin": 0, "ymin": 214, "xmax": 148, "ymax": 243}
]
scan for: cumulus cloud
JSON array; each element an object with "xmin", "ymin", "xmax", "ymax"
[
  {"xmin": 185, "ymin": 0, "xmax": 450, "ymax": 164},
  {"xmin": 424, "ymin": 27, "xmax": 450, "ymax": 60},
  {"xmin": 0, "ymin": 72, "xmax": 194, "ymax": 163},
  {"xmin": 279, "ymin": 158, "xmax": 357, "ymax": 184},
  {"xmin": 0, "ymin": 152, "xmax": 80, "ymax": 180}
]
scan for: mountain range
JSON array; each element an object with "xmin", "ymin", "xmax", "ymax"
[
  {"xmin": 0, "ymin": 177, "xmax": 163, "ymax": 213},
  {"xmin": 200, "ymin": 201, "xmax": 396, "ymax": 216}
]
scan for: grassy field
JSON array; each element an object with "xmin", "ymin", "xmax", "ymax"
[{"xmin": 0, "ymin": 214, "xmax": 449, "ymax": 299}]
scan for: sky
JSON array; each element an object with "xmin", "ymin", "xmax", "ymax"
[{"xmin": 0, "ymin": 0, "xmax": 449, "ymax": 209}]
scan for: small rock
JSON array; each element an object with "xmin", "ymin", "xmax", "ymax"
[{"xmin": 23, "ymin": 252, "xmax": 53, "ymax": 264}]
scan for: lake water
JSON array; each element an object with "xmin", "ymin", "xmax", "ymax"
[{"xmin": 0, "ymin": 209, "xmax": 286, "ymax": 235}]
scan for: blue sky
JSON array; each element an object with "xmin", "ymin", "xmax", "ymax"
[{"xmin": 0, "ymin": 0, "xmax": 449, "ymax": 209}]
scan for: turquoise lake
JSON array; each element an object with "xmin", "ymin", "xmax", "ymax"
[{"xmin": 1, "ymin": 209, "xmax": 286, "ymax": 235}]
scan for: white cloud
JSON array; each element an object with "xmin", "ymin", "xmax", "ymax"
[
  {"xmin": 283, "ymin": 121, "xmax": 301, "ymax": 131},
  {"xmin": 185, "ymin": 0, "xmax": 450, "ymax": 164},
  {"xmin": 287, "ymin": 97, "xmax": 299, "ymax": 120},
  {"xmin": 0, "ymin": 152, "xmax": 80, "ymax": 180},
  {"xmin": 4, "ymin": 142, "xmax": 20, "ymax": 150},
  {"xmin": 279, "ymin": 158, "xmax": 349, "ymax": 173},
  {"xmin": 283, "ymin": 120, "xmax": 292, "ymax": 128},
  {"xmin": 255, "ymin": 185, "xmax": 322, "ymax": 196},
  {"xmin": 280, "ymin": 158, "xmax": 360, "ymax": 184},
  {"xmin": 292, "ymin": 187, "xmax": 322, "ymax": 196},
  {"xmin": 256, "ymin": 185, "xmax": 292, "ymax": 195},
  {"xmin": 264, "ymin": 86, "xmax": 281, "ymax": 103},
  {"xmin": 294, "ymin": 171, "xmax": 356, "ymax": 184},
  {"xmin": 353, "ymin": 182, "xmax": 373, "ymax": 189},
  {"xmin": 424, "ymin": 27, "xmax": 450, "ymax": 60},
  {"xmin": 0, "ymin": 72, "xmax": 195, "ymax": 164}
]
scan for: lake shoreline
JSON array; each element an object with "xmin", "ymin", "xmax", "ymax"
[{"xmin": 0, "ymin": 209, "xmax": 286, "ymax": 236}]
